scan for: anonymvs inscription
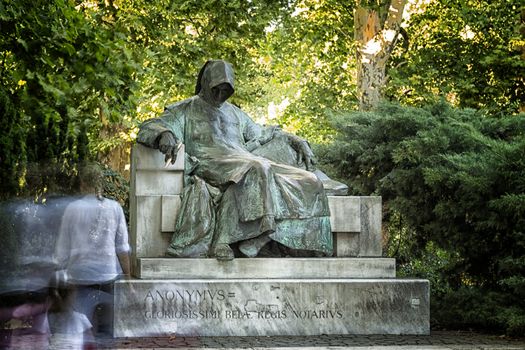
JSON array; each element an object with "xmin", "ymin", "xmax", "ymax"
[{"xmin": 142, "ymin": 288, "xmax": 345, "ymax": 320}]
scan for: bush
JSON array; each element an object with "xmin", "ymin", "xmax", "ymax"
[
  {"xmin": 102, "ymin": 167, "xmax": 130, "ymax": 221},
  {"xmin": 317, "ymin": 101, "xmax": 525, "ymax": 335}
]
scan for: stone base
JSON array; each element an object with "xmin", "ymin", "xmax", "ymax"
[
  {"xmin": 135, "ymin": 257, "xmax": 396, "ymax": 279},
  {"xmin": 114, "ymin": 278, "xmax": 429, "ymax": 337}
]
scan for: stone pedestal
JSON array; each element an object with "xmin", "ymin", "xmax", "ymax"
[
  {"xmin": 119, "ymin": 144, "xmax": 431, "ymax": 337},
  {"xmin": 114, "ymin": 258, "xmax": 430, "ymax": 336},
  {"xmin": 114, "ymin": 278, "xmax": 429, "ymax": 337}
]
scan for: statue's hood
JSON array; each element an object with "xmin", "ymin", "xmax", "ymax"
[{"xmin": 195, "ymin": 60, "xmax": 235, "ymax": 107}]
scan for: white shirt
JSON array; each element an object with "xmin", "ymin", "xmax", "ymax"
[{"xmin": 54, "ymin": 195, "xmax": 130, "ymax": 284}]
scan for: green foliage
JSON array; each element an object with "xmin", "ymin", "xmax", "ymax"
[
  {"xmin": 318, "ymin": 101, "xmax": 525, "ymax": 334},
  {"xmin": 255, "ymin": 0, "xmax": 358, "ymax": 142},
  {"xmin": 2, "ymin": 0, "xmax": 521, "ymax": 186},
  {"xmin": 433, "ymin": 287, "xmax": 525, "ymax": 336},
  {"xmin": 0, "ymin": 0, "xmax": 140, "ymax": 193},
  {"xmin": 102, "ymin": 166, "xmax": 129, "ymax": 220},
  {"xmin": 1, "ymin": 0, "xmax": 288, "ymax": 194},
  {"xmin": 387, "ymin": 0, "xmax": 524, "ymax": 114},
  {"xmin": 0, "ymin": 85, "xmax": 26, "ymax": 198},
  {"xmin": 112, "ymin": 0, "xmax": 290, "ymax": 120},
  {"xmin": 395, "ymin": 241, "xmax": 457, "ymax": 298}
]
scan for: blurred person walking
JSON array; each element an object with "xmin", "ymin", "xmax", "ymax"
[
  {"xmin": 48, "ymin": 278, "xmax": 95, "ymax": 350},
  {"xmin": 54, "ymin": 164, "xmax": 131, "ymax": 336}
]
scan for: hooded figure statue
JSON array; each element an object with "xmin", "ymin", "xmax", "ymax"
[{"xmin": 137, "ymin": 59, "xmax": 345, "ymax": 260}]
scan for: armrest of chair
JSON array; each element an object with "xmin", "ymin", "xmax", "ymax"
[{"xmin": 130, "ymin": 144, "xmax": 185, "ymax": 261}]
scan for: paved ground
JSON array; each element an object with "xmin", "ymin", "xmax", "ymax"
[{"xmin": 95, "ymin": 331, "xmax": 525, "ymax": 350}]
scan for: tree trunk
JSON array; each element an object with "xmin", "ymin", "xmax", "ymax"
[
  {"xmin": 518, "ymin": 8, "xmax": 525, "ymax": 113},
  {"xmin": 355, "ymin": 0, "xmax": 407, "ymax": 111}
]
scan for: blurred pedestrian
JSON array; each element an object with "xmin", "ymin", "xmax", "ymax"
[
  {"xmin": 48, "ymin": 279, "xmax": 95, "ymax": 350},
  {"xmin": 54, "ymin": 164, "xmax": 130, "ymax": 336}
]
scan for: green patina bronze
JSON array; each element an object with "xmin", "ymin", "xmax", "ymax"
[{"xmin": 137, "ymin": 60, "xmax": 345, "ymax": 260}]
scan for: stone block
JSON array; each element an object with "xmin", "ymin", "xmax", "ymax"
[
  {"xmin": 133, "ymin": 143, "xmax": 184, "ymax": 171},
  {"xmin": 161, "ymin": 195, "xmax": 182, "ymax": 233},
  {"xmin": 136, "ymin": 258, "xmax": 396, "ymax": 279},
  {"xmin": 327, "ymin": 196, "xmax": 360, "ymax": 233},
  {"xmin": 328, "ymin": 196, "xmax": 382, "ymax": 257},
  {"xmin": 114, "ymin": 278, "xmax": 430, "ymax": 337},
  {"xmin": 132, "ymin": 196, "xmax": 171, "ymax": 259},
  {"xmin": 135, "ymin": 171, "xmax": 184, "ymax": 196},
  {"xmin": 334, "ymin": 232, "xmax": 360, "ymax": 257},
  {"xmin": 359, "ymin": 196, "xmax": 382, "ymax": 257}
]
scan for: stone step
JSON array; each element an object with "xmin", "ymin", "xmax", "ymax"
[
  {"xmin": 135, "ymin": 257, "xmax": 396, "ymax": 279},
  {"xmin": 114, "ymin": 278, "xmax": 430, "ymax": 337}
]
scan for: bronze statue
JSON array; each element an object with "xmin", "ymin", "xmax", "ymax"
[{"xmin": 137, "ymin": 60, "xmax": 346, "ymax": 260}]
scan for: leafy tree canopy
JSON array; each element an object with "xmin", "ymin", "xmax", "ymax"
[{"xmin": 387, "ymin": 0, "xmax": 524, "ymax": 114}]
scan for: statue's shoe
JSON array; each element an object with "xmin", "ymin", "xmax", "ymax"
[
  {"xmin": 212, "ymin": 244, "xmax": 235, "ymax": 261},
  {"xmin": 313, "ymin": 169, "xmax": 349, "ymax": 196},
  {"xmin": 239, "ymin": 234, "xmax": 272, "ymax": 258},
  {"xmin": 166, "ymin": 243, "xmax": 208, "ymax": 258},
  {"xmin": 166, "ymin": 246, "xmax": 185, "ymax": 257}
]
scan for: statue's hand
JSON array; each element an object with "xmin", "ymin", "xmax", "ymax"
[
  {"xmin": 297, "ymin": 141, "xmax": 317, "ymax": 171},
  {"xmin": 158, "ymin": 131, "xmax": 180, "ymax": 164},
  {"xmin": 288, "ymin": 134, "xmax": 317, "ymax": 171}
]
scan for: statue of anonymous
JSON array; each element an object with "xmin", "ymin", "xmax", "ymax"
[{"xmin": 137, "ymin": 60, "xmax": 347, "ymax": 260}]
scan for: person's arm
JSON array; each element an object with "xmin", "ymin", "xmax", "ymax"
[
  {"xmin": 117, "ymin": 252, "xmax": 131, "ymax": 278},
  {"xmin": 114, "ymin": 204, "xmax": 132, "ymax": 278}
]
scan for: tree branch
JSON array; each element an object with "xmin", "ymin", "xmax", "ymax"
[{"xmin": 382, "ymin": 0, "xmax": 406, "ymax": 32}]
